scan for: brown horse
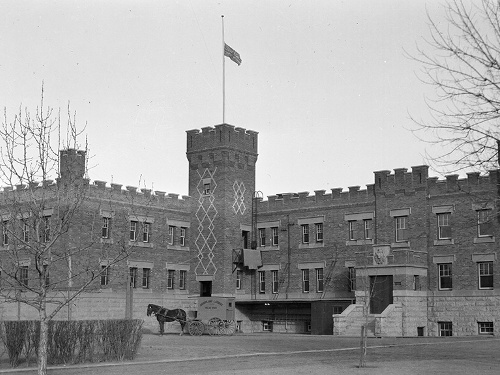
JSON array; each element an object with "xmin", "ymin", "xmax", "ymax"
[{"xmin": 147, "ymin": 304, "xmax": 187, "ymax": 335}]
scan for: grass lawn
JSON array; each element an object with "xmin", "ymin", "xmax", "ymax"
[{"xmin": 1, "ymin": 332, "xmax": 499, "ymax": 374}]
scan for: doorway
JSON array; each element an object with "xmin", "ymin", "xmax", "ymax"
[
  {"xmin": 370, "ymin": 275, "xmax": 393, "ymax": 314},
  {"xmin": 200, "ymin": 281, "xmax": 212, "ymax": 297}
]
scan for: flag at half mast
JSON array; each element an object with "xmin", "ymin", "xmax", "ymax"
[{"xmin": 224, "ymin": 43, "xmax": 242, "ymax": 65}]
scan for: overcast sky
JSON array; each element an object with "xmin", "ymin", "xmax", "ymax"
[{"xmin": 0, "ymin": 0, "xmax": 450, "ymax": 197}]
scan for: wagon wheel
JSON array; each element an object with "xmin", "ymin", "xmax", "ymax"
[
  {"xmin": 188, "ymin": 320, "xmax": 205, "ymax": 336},
  {"xmin": 208, "ymin": 317, "xmax": 223, "ymax": 336},
  {"xmin": 222, "ymin": 320, "xmax": 236, "ymax": 336}
]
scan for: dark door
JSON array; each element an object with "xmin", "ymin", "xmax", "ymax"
[
  {"xmin": 370, "ymin": 275, "xmax": 393, "ymax": 314},
  {"xmin": 242, "ymin": 230, "xmax": 249, "ymax": 249},
  {"xmin": 200, "ymin": 281, "xmax": 212, "ymax": 297}
]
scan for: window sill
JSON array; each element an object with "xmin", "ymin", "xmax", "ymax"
[
  {"xmin": 391, "ymin": 241, "xmax": 410, "ymax": 248},
  {"xmin": 298, "ymin": 243, "xmax": 325, "ymax": 250},
  {"xmin": 100, "ymin": 238, "xmax": 114, "ymax": 244},
  {"xmin": 168, "ymin": 245, "xmax": 190, "ymax": 251},
  {"xmin": 474, "ymin": 236, "xmax": 495, "ymax": 244},
  {"xmin": 434, "ymin": 239, "xmax": 454, "ymax": 246},
  {"xmin": 129, "ymin": 241, "xmax": 154, "ymax": 248}
]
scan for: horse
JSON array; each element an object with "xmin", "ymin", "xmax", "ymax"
[{"xmin": 147, "ymin": 304, "xmax": 187, "ymax": 335}]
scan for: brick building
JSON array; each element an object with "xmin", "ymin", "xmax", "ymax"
[{"xmin": 1, "ymin": 123, "xmax": 499, "ymax": 337}]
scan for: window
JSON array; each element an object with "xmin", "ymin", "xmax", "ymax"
[
  {"xmin": 316, "ymin": 223, "xmax": 323, "ymax": 242},
  {"xmin": 438, "ymin": 321, "xmax": 452, "ymax": 336},
  {"xmin": 142, "ymin": 222, "xmax": 150, "ymax": 243},
  {"xmin": 478, "ymin": 262, "xmax": 493, "ymax": 289},
  {"xmin": 302, "ymin": 269, "xmax": 310, "ymax": 293},
  {"xmin": 19, "ymin": 266, "xmax": 28, "ymax": 287},
  {"xmin": 348, "ymin": 267, "xmax": 356, "ymax": 291},
  {"xmin": 142, "ymin": 268, "xmax": 151, "ymax": 289},
  {"xmin": 258, "ymin": 271, "xmax": 265, "ymax": 293},
  {"xmin": 236, "ymin": 270, "xmax": 241, "ymax": 289},
  {"xmin": 2, "ymin": 221, "xmax": 8, "ymax": 246},
  {"xmin": 301, "ymin": 225, "xmax": 309, "ymax": 244},
  {"xmin": 395, "ymin": 216, "xmax": 408, "ymax": 242},
  {"xmin": 167, "ymin": 269, "xmax": 175, "ymax": 289},
  {"xmin": 259, "ymin": 228, "xmax": 266, "ymax": 247},
  {"xmin": 180, "ymin": 227, "xmax": 186, "ymax": 246},
  {"xmin": 22, "ymin": 220, "xmax": 29, "ymax": 242},
  {"xmin": 101, "ymin": 265, "xmax": 109, "ymax": 286},
  {"xmin": 438, "ymin": 263, "xmax": 452, "ymax": 290},
  {"xmin": 42, "ymin": 217, "xmax": 51, "ymax": 243},
  {"xmin": 272, "ymin": 270, "xmax": 279, "ymax": 294},
  {"xmin": 130, "ymin": 221, "xmax": 138, "ymax": 241},
  {"xmin": 271, "ymin": 227, "xmax": 279, "ymax": 246},
  {"xmin": 478, "ymin": 209, "xmax": 493, "ymax": 237},
  {"xmin": 437, "ymin": 213, "xmax": 451, "ymax": 239},
  {"xmin": 348, "ymin": 221, "xmax": 355, "ymax": 241},
  {"xmin": 478, "ymin": 322, "xmax": 494, "ymax": 335},
  {"xmin": 102, "ymin": 217, "xmax": 110, "ymax": 239},
  {"xmin": 129, "ymin": 267, "xmax": 138, "ymax": 288},
  {"xmin": 262, "ymin": 321, "xmax": 272, "ymax": 332},
  {"xmin": 413, "ymin": 275, "xmax": 420, "ymax": 291},
  {"xmin": 203, "ymin": 182, "xmax": 211, "ymax": 195},
  {"xmin": 179, "ymin": 270, "xmax": 186, "ymax": 290},
  {"xmin": 168, "ymin": 226, "xmax": 174, "ymax": 245},
  {"xmin": 364, "ymin": 219, "xmax": 372, "ymax": 240},
  {"xmin": 316, "ymin": 268, "xmax": 324, "ymax": 292}
]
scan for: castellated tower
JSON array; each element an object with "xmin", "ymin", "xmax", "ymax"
[
  {"xmin": 59, "ymin": 149, "xmax": 86, "ymax": 182},
  {"xmin": 186, "ymin": 124, "xmax": 258, "ymax": 297}
]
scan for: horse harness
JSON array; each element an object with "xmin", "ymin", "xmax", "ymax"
[{"xmin": 156, "ymin": 307, "xmax": 185, "ymax": 323}]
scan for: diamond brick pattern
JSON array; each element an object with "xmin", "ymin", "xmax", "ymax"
[
  {"xmin": 194, "ymin": 168, "xmax": 218, "ymax": 275},
  {"xmin": 232, "ymin": 180, "xmax": 246, "ymax": 215}
]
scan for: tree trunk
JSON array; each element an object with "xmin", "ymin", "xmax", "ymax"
[
  {"xmin": 359, "ymin": 325, "xmax": 367, "ymax": 368},
  {"xmin": 38, "ymin": 311, "xmax": 49, "ymax": 375}
]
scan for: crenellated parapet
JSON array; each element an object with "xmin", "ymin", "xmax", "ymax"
[
  {"xmin": 374, "ymin": 165, "xmax": 429, "ymax": 194},
  {"xmin": 186, "ymin": 124, "xmax": 258, "ymax": 167},
  {"xmin": 87, "ymin": 180, "xmax": 191, "ymax": 210},
  {"xmin": 257, "ymin": 185, "xmax": 375, "ymax": 213},
  {"xmin": 427, "ymin": 169, "xmax": 499, "ymax": 196},
  {"xmin": 0, "ymin": 178, "xmax": 191, "ymax": 212},
  {"xmin": 255, "ymin": 166, "xmax": 500, "ymax": 213}
]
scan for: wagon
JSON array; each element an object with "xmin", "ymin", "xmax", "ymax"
[{"xmin": 187, "ymin": 296, "xmax": 236, "ymax": 336}]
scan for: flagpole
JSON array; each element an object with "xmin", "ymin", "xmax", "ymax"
[{"xmin": 222, "ymin": 15, "xmax": 225, "ymax": 124}]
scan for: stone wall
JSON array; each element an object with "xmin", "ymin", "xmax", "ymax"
[{"xmin": 427, "ymin": 292, "xmax": 500, "ymax": 336}]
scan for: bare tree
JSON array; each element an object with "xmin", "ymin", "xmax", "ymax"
[
  {"xmin": 410, "ymin": 0, "xmax": 500, "ymax": 172},
  {"xmin": 0, "ymin": 86, "xmax": 130, "ymax": 375}
]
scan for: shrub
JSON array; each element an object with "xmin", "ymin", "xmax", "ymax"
[
  {"xmin": 1, "ymin": 321, "xmax": 29, "ymax": 367},
  {"xmin": 98, "ymin": 319, "xmax": 143, "ymax": 361},
  {"xmin": 47, "ymin": 321, "xmax": 81, "ymax": 364},
  {"xmin": 0, "ymin": 319, "xmax": 143, "ymax": 367},
  {"xmin": 23, "ymin": 321, "xmax": 39, "ymax": 367}
]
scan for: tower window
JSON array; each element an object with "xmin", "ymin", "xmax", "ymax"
[{"xmin": 203, "ymin": 183, "xmax": 211, "ymax": 195}]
